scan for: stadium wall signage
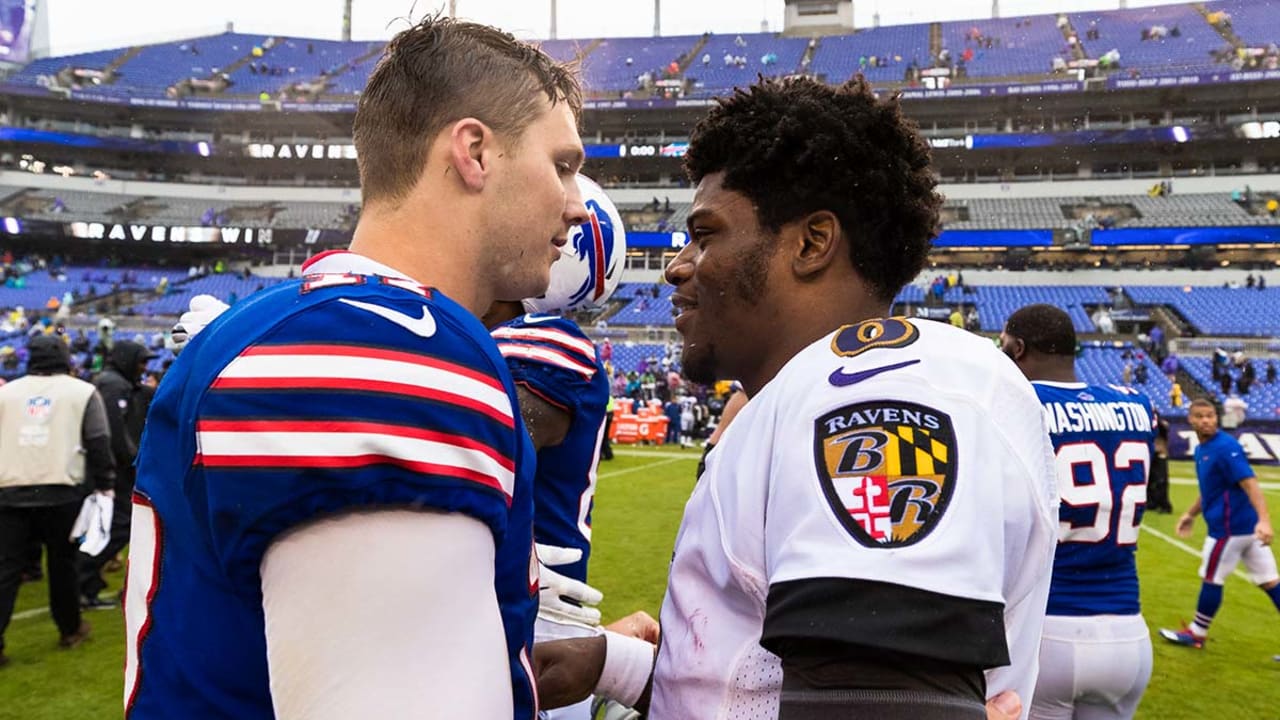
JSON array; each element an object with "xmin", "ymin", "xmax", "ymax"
[{"xmin": 1169, "ymin": 421, "xmax": 1280, "ymax": 466}]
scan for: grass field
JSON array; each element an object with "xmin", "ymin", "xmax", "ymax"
[{"xmin": 2, "ymin": 450, "xmax": 1279, "ymax": 719}]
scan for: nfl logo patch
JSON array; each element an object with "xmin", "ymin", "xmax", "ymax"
[
  {"xmin": 813, "ymin": 400, "xmax": 958, "ymax": 548},
  {"xmin": 25, "ymin": 396, "xmax": 53, "ymax": 420}
]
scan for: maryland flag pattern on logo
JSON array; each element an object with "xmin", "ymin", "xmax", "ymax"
[{"xmin": 813, "ymin": 400, "xmax": 958, "ymax": 548}]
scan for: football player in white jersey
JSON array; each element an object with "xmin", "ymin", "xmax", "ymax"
[{"xmin": 534, "ymin": 75, "xmax": 1058, "ymax": 720}]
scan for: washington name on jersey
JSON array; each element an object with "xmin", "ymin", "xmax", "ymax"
[{"xmin": 1032, "ymin": 382, "xmax": 1155, "ymax": 617}]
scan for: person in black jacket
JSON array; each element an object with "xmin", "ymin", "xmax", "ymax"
[{"xmin": 77, "ymin": 340, "xmax": 155, "ymax": 608}]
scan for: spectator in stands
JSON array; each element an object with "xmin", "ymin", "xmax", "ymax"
[
  {"xmin": 1134, "ymin": 362, "xmax": 1148, "ymax": 385},
  {"xmin": 1222, "ymin": 393, "xmax": 1247, "ymax": 429},
  {"xmin": 1259, "ymin": 275, "xmax": 1268, "ymax": 290},
  {"xmin": 948, "ymin": 306, "xmax": 964, "ymax": 328},
  {"xmin": 1220, "ymin": 370, "xmax": 1233, "ymax": 396},
  {"xmin": 70, "ymin": 331, "xmax": 89, "ymax": 355},
  {"xmin": 1149, "ymin": 324, "xmax": 1164, "ymax": 355},
  {"xmin": 1122, "ymin": 360, "xmax": 1133, "ymax": 386},
  {"xmin": 1170, "ymin": 382, "xmax": 1183, "ymax": 408},
  {"xmin": 1247, "ymin": 273, "xmax": 1256, "ymax": 289},
  {"xmin": 1161, "ymin": 353, "xmax": 1179, "ymax": 378},
  {"xmin": 1241, "ymin": 362, "xmax": 1256, "ymax": 395},
  {"xmin": 1266, "ymin": 360, "xmax": 1277, "ymax": 385},
  {"xmin": 1093, "ymin": 308, "xmax": 1115, "ymax": 334}
]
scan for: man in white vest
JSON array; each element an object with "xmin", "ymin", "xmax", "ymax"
[{"xmin": 0, "ymin": 335, "xmax": 116, "ymax": 666}]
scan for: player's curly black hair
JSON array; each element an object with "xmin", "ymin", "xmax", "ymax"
[{"xmin": 683, "ymin": 76, "xmax": 941, "ymax": 303}]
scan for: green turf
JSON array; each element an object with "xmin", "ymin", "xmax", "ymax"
[{"xmin": 2, "ymin": 452, "xmax": 1278, "ymax": 718}]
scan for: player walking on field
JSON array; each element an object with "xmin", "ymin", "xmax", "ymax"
[{"xmin": 1160, "ymin": 398, "xmax": 1280, "ymax": 653}]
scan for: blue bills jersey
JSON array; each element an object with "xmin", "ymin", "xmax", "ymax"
[
  {"xmin": 1195, "ymin": 430, "xmax": 1258, "ymax": 539},
  {"xmin": 1033, "ymin": 381, "xmax": 1155, "ymax": 616},
  {"xmin": 125, "ymin": 271, "xmax": 539, "ymax": 719},
  {"xmin": 492, "ymin": 314, "xmax": 609, "ymax": 584}
]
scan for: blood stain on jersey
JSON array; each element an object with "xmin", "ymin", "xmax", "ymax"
[
  {"xmin": 830, "ymin": 317, "xmax": 920, "ymax": 359},
  {"xmin": 813, "ymin": 400, "xmax": 957, "ymax": 548}
]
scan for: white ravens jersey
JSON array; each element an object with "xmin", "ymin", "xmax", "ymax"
[{"xmin": 650, "ymin": 318, "xmax": 1059, "ymax": 720}]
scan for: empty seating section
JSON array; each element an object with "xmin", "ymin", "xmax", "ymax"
[
  {"xmin": 940, "ymin": 14, "xmax": 1067, "ymax": 78},
  {"xmin": 110, "ymin": 34, "xmax": 267, "ymax": 98},
  {"xmin": 0, "ymin": 267, "xmax": 189, "ymax": 310},
  {"xmin": 944, "ymin": 198, "xmax": 1076, "ymax": 230},
  {"xmin": 1125, "ymin": 287, "xmax": 1280, "ymax": 337},
  {"xmin": 610, "ymin": 283, "xmax": 676, "ymax": 326},
  {"xmin": 13, "ymin": 1, "xmax": 1280, "ymax": 103},
  {"xmin": 323, "ymin": 52, "xmax": 384, "ymax": 95},
  {"xmin": 944, "ymin": 194, "xmax": 1278, "ymax": 230},
  {"xmin": 129, "ymin": 274, "xmax": 288, "ymax": 316},
  {"xmin": 895, "ymin": 284, "xmax": 1109, "ymax": 332},
  {"xmin": 537, "ymin": 39, "xmax": 594, "ymax": 64},
  {"xmin": 685, "ymin": 33, "xmax": 811, "ymax": 96},
  {"xmin": 1070, "ymin": 4, "xmax": 1224, "ymax": 75},
  {"xmin": 1180, "ymin": 356, "xmax": 1280, "ymax": 420},
  {"xmin": 223, "ymin": 37, "xmax": 372, "ymax": 96},
  {"xmin": 580, "ymin": 35, "xmax": 700, "ymax": 93},
  {"xmin": 809, "ymin": 25, "xmax": 931, "ymax": 84},
  {"xmin": 1206, "ymin": 0, "xmax": 1280, "ymax": 48},
  {"xmin": 1075, "ymin": 346, "xmax": 1176, "ymax": 417},
  {"xmin": 9, "ymin": 48, "xmax": 124, "ymax": 88},
  {"xmin": 609, "ymin": 343, "xmax": 671, "ymax": 374}
]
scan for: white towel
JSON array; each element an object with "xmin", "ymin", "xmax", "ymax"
[{"xmin": 70, "ymin": 493, "xmax": 113, "ymax": 557}]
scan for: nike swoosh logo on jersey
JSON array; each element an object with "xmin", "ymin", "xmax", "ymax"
[
  {"xmin": 339, "ymin": 298, "xmax": 437, "ymax": 337},
  {"xmin": 828, "ymin": 359, "xmax": 921, "ymax": 387},
  {"xmin": 521, "ymin": 313, "xmax": 561, "ymax": 324}
]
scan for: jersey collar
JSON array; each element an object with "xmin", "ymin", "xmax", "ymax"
[
  {"xmin": 301, "ymin": 249, "xmax": 412, "ymax": 281},
  {"xmin": 1030, "ymin": 380, "xmax": 1087, "ymax": 389}
]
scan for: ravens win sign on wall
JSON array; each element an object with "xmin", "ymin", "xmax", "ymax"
[{"xmin": 813, "ymin": 400, "xmax": 957, "ymax": 548}]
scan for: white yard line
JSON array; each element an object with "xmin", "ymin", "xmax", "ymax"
[{"xmin": 1139, "ymin": 524, "xmax": 1250, "ymax": 581}]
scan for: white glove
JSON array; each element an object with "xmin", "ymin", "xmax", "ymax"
[
  {"xmin": 172, "ymin": 295, "xmax": 230, "ymax": 352},
  {"xmin": 536, "ymin": 543, "xmax": 604, "ymax": 629}
]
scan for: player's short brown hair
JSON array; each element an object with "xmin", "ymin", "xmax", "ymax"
[
  {"xmin": 353, "ymin": 15, "xmax": 582, "ymax": 206},
  {"xmin": 1188, "ymin": 397, "xmax": 1216, "ymax": 412}
]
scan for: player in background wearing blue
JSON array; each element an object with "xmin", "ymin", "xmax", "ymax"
[
  {"xmin": 125, "ymin": 16, "xmax": 592, "ymax": 719},
  {"xmin": 481, "ymin": 175, "xmax": 640, "ymax": 720},
  {"xmin": 1159, "ymin": 398, "xmax": 1279, "ymax": 652},
  {"xmin": 1001, "ymin": 304, "xmax": 1156, "ymax": 719}
]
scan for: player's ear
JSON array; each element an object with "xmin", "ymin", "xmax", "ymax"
[
  {"xmin": 792, "ymin": 210, "xmax": 841, "ymax": 279},
  {"xmin": 446, "ymin": 118, "xmax": 494, "ymax": 192}
]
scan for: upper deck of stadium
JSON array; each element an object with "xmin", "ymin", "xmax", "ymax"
[{"xmin": 4, "ymin": 0, "xmax": 1278, "ymax": 111}]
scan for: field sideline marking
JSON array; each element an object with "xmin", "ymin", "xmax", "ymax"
[
  {"xmin": 599, "ymin": 456, "xmax": 694, "ymax": 479},
  {"xmin": 1169, "ymin": 477, "xmax": 1280, "ymax": 494},
  {"xmin": 611, "ymin": 449, "xmax": 700, "ymax": 460},
  {"xmin": 1139, "ymin": 524, "xmax": 1250, "ymax": 582}
]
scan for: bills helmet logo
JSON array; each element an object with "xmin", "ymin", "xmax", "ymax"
[
  {"xmin": 524, "ymin": 174, "xmax": 627, "ymax": 314},
  {"xmin": 813, "ymin": 401, "xmax": 957, "ymax": 548}
]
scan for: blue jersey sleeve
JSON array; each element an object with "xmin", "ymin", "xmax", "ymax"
[
  {"xmin": 492, "ymin": 314, "xmax": 602, "ymax": 413},
  {"xmin": 189, "ymin": 283, "xmax": 521, "ymax": 596},
  {"xmin": 1219, "ymin": 438, "xmax": 1256, "ymax": 485}
]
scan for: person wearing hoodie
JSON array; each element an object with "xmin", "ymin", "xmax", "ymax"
[{"xmin": 77, "ymin": 340, "xmax": 155, "ymax": 609}]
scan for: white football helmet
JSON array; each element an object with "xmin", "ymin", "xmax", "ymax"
[{"xmin": 523, "ymin": 174, "xmax": 627, "ymax": 314}]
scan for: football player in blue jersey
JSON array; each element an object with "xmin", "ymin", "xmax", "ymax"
[
  {"xmin": 1159, "ymin": 397, "xmax": 1279, "ymax": 651},
  {"xmin": 482, "ymin": 174, "xmax": 635, "ymax": 720},
  {"xmin": 1001, "ymin": 304, "xmax": 1156, "ymax": 720},
  {"xmin": 125, "ymin": 16, "xmax": 592, "ymax": 720}
]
